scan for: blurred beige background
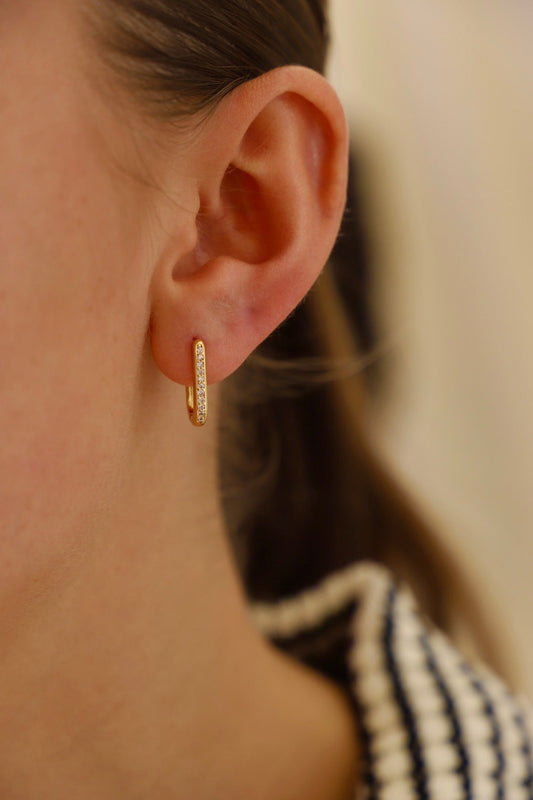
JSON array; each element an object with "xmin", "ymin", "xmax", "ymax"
[{"xmin": 328, "ymin": 0, "xmax": 533, "ymax": 691}]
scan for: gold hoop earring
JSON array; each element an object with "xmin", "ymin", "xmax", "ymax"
[{"xmin": 186, "ymin": 339, "xmax": 208, "ymax": 426}]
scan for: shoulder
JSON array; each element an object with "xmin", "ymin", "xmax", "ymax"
[{"xmin": 250, "ymin": 562, "xmax": 533, "ymax": 800}]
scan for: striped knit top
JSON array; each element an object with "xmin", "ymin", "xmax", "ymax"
[{"xmin": 249, "ymin": 562, "xmax": 533, "ymax": 800}]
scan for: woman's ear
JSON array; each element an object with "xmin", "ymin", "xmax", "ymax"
[{"xmin": 149, "ymin": 65, "xmax": 348, "ymax": 385}]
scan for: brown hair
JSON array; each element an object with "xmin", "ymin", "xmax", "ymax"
[{"xmin": 87, "ymin": 0, "xmax": 505, "ymax": 674}]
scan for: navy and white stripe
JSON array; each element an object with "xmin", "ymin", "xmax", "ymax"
[{"xmin": 249, "ymin": 561, "xmax": 533, "ymax": 799}]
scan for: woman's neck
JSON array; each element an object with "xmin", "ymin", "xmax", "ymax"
[{"xmin": 0, "ymin": 384, "xmax": 358, "ymax": 799}]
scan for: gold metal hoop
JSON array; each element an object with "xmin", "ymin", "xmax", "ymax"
[{"xmin": 186, "ymin": 339, "xmax": 207, "ymax": 426}]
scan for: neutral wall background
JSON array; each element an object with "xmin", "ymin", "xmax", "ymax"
[{"xmin": 328, "ymin": 0, "xmax": 533, "ymax": 691}]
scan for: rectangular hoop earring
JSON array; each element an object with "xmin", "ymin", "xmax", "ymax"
[{"xmin": 186, "ymin": 339, "xmax": 208, "ymax": 426}]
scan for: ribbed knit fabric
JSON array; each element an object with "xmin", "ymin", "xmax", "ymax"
[{"xmin": 249, "ymin": 562, "xmax": 533, "ymax": 799}]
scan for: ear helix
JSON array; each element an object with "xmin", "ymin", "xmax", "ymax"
[{"xmin": 185, "ymin": 339, "xmax": 208, "ymax": 426}]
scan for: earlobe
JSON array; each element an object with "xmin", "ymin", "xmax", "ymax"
[{"xmin": 149, "ymin": 66, "xmax": 348, "ymax": 387}]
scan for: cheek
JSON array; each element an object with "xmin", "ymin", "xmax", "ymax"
[{"xmin": 0, "ymin": 112, "xmax": 151, "ymax": 585}]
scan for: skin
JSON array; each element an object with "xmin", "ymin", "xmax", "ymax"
[{"xmin": 0, "ymin": 1, "xmax": 357, "ymax": 798}]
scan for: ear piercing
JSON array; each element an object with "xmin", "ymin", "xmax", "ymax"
[{"xmin": 186, "ymin": 339, "xmax": 208, "ymax": 426}]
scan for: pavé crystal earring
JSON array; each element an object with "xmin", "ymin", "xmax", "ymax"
[{"xmin": 186, "ymin": 339, "xmax": 208, "ymax": 426}]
